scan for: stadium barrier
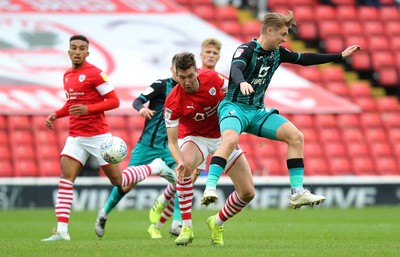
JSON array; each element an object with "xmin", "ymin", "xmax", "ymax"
[{"xmin": 0, "ymin": 176, "xmax": 399, "ymax": 210}]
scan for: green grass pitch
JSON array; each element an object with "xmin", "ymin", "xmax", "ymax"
[{"xmin": 0, "ymin": 207, "xmax": 399, "ymax": 257}]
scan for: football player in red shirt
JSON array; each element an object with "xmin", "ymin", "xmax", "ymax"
[
  {"xmin": 42, "ymin": 35, "xmax": 174, "ymax": 242},
  {"xmin": 165, "ymin": 52, "xmax": 254, "ymax": 246}
]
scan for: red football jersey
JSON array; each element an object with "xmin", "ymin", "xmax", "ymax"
[
  {"xmin": 63, "ymin": 62, "xmax": 114, "ymax": 136},
  {"xmin": 164, "ymin": 69, "xmax": 225, "ymax": 138}
]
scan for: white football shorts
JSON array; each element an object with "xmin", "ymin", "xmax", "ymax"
[
  {"xmin": 61, "ymin": 133, "xmax": 112, "ymax": 166},
  {"xmin": 179, "ymin": 136, "xmax": 243, "ymax": 172}
]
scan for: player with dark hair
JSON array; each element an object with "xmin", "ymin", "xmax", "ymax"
[
  {"xmin": 165, "ymin": 52, "xmax": 253, "ymax": 246},
  {"xmin": 201, "ymin": 11, "xmax": 362, "ymax": 209},
  {"xmin": 42, "ymin": 35, "xmax": 174, "ymax": 242}
]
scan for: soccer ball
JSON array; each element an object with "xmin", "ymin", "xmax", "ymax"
[{"xmin": 100, "ymin": 136, "xmax": 128, "ymax": 164}]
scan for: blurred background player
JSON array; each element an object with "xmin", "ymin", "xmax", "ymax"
[
  {"xmin": 43, "ymin": 34, "xmax": 173, "ymax": 242},
  {"xmin": 148, "ymin": 38, "xmax": 224, "ymax": 237},
  {"xmin": 42, "ymin": 35, "xmax": 123, "ymax": 241},
  {"xmin": 164, "ymin": 52, "xmax": 253, "ymax": 246},
  {"xmin": 94, "ymin": 55, "xmax": 180, "ymax": 238},
  {"xmin": 202, "ymin": 11, "xmax": 362, "ymax": 208}
]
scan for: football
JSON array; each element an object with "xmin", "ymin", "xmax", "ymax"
[{"xmin": 100, "ymin": 136, "xmax": 128, "ymax": 164}]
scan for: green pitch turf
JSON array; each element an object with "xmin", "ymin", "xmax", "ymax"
[{"xmin": 0, "ymin": 207, "xmax": 399, "ymax": 257}]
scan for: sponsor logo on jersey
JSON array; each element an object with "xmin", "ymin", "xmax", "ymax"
[
  {"xmin": 143, "ymin": 86, "xmax": 154, "ymax": 96},
  {"xmin": 165, "ymin": 107, "xmax": 172, "ymax": 119},
  {"xmin": 234, "ymin": 48, "xmax": 244, "ymax": 58}
]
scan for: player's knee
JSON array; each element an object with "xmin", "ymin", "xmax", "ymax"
[
  {"xmin": 239, "ymin": 189, "xmax": 255, "ymax": 203},
  {"xmin": 288, "ymin": 130, "xmax": 304, "ymax": 147},
  {"xmin": 223, "ymin": 132, "xmax": 239, "ymax": 150}
]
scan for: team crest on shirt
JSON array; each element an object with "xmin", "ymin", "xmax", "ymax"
[
  {"xmin": 209, "ymin": 87, "xmax": 216, "ymax": 96},
  {"xmin": 79, "ymin": 74, "xmax": 86, "ymax": 82},
  {"xmin": 100, "ymin": 71, "xmax": 108, "ymax": 82}
]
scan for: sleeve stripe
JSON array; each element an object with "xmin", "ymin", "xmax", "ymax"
[{"xmin": 96, "ymin": 82, "xmax": 114, "ymax": 96}]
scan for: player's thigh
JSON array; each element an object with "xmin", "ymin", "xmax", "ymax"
[
  {"xmin": 218, "ymin": 101, "xmax": 249, "ymax": 134},
  {"xmin": 180, "ymin": 140, "xmax": 205, "ymax": 174},
  {"xmin": 60, "ymin": 155, "xmax": 83, "ymax": 182},
  {"xmin": 248, "ymin": 111, "xmax": 288, "ymax": 140},
  {"xmin": 227, "ymin": 155, "xmax": 254, "ymax": 201}
]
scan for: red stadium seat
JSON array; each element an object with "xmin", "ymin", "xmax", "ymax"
[
  {"xmin": 297, "ymin": 21, "xmax": 318, "ymax": 41},
  {"xmin": 215, "ymin": 6, "xmax": 238, "ymax": 21},
  {"xmin": 192, "ymin": 5, "xmax": 215, "ymax": 21},
  {"xmin": 0, "ymin": 115, "xmax": 6, "ymax": 130},
  {"xmin": 352, "ymin": 97, "xmax": 377, "ymax": 112},
  {"xmin": 0, "ymin": 159, "xmax": 13, "ymax": 177},
  {"xmin": 320, "ymin": 66, "xmax": 345, "ymax": 83},
  {"xmin": 258, "ymin": 157, "xmax": 286, "ymax": 176},
  {"xmin": 329, "ymin": 157, "xmax": 353, "ymax": 176},
  {"xmin": 304, "ymin": 156, "xmax": 329, "ymax": 176},
  {"xmin": 384, "ymin": 21, "xmax": 400, "ymax": 36},
  {"xmin": 14, "ymin": 159, "xmax": 39, "ymax": 177},
  {"xmin": 34, "ymin": 129, "xmax": 57, "ymax": 145},
  {"xmin": 0, "ymin": 144, "xmax": 11, "ymax": 160},
  {"xmin": 378, "ymin": 6, "xmax": 399, "ymax": 21},
  {"xmin": 359, "ymin": 112, "xmax": 383, "ymax": 128},
  {"xmin": 290, "ymin": 114, "xmax": 315, "ymax": 129},
  {"xmin": 7, "ymin": 115, "xmax": 31, "ymax": 130},
  {"xmin": 341, "ymin": 127, "xmax": 364, "ymax": 142},
  {"xmin": 346, "ymin": 141, "xmax": 370, "ymax": 158},
  {"xmin": 349, "ymin": 51, "xmax": 371, "ymax": 71},
  {"xmin": 38, "ymin": 159, "xmax": 61, "ymax": 177},
  {"xmin": 323, "ymin": 36, "xmax": 345, "ymax": 54},
  {"xmin": 369, "ymin": 142, "xmax": 393, "ymax": 157},
  {"xmin": 9, "ymin": 130, "xmax": 33, "ymax": 145},
  {"xmin": 32, "ymin": 115, "xmax": 49, "ymax": 130},
  {"xmin": 324, "ymin": 81, "xmax": 350, "ymax": 97},
  {"xmin": 375, "ymin": 97, "xmax": 399, "ymax": 112},
  {"xmin": 358, "ymin": 6, "xmax": 379, "ymax": 21},
  {"xmin": 336, "ymin": 5, "xmax": 357, "ymax": 21},
  {"xmin": 302, "ymin": 127, "xmax": 319, "ymax": 142},
  {"xmin": 0, "ymin": 130, "xmax": 8, "ymax": 145},
  {"xmin": 314, "ymin": 114, "xmax": 336, "ymax": 128},
  {"xmin": 381, "ymin": 112, "xmax": 400, "ymax": 128},
  {"xmin": 364, "ymin": 127, "xmax": 387, "ymax": 142},
  {"xmin": 292, "ymin": 6, "xmax": 315, "ymax": 22},
  {"xmin": 11, "ymin": 144, "xmax": 36, "ymax": 159},
  {"xmin": 352, "ymin": 156, "xmax": 376, "ymax": 175},
  {"xmin": 318, "ymin": 127, "xmax": 341, "ymax": 142},
  {"xmin": 296, "ymin": 66, "xmax": 321, "ymax": 84},
  {"xmin": 344, "ymin": 35, "xmax": 367, "ymax": 48},
  {"xmin": 318, "ymin": 20, "xmax": 341, "ymax": 39},
  {"xmin": 390, "ymin": 36, "xmax": 400, "ymax": 52},
  {"xmin": 336, "ymin": 114, "xmax": 361, "ymax": 128},
  {"xmin": 387, "ymin": 127, "xmax": 400, "ymax": 141},
  {"xmin": 366, "ymin": 35, "xmax": 390, "ymax": 52},
  {"xmin": 304, "ymin": 141, "xmax": 324, "ymax": 158},
  {"xmin": 363, "ymin": 21, "xmax": 385, "ymax": 37},
  {"xmin": 370, "ymin": 50, "xmax": 393, "ymax": 70},
  {"xmin": 323, "ymin": 142, "xmax": 347, "ymax": 158},
  {"xmin": 374, "ymin": 156, "xmax": 399, "ymax": 175},
  {"xmin": 218, "ymin": 20, "xmax": 242, "ymax": 37},
  {"xmin": 341, "ymin": 21, "xmax": 363, "ymax": 36},
  {"xmin": 314, "ymin": 5, "xmax": 336, "ymax": 22},
  {"xmin": 241, "ymin": 20, "xmax": 261, "ymax": 39},
  {"xmin": 348, "ymin": 81, "xmax": 373, "ymax": 98},
  {"xmin": 376, "ymin": 67, "xmax": 399, "ymax": 88}
]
